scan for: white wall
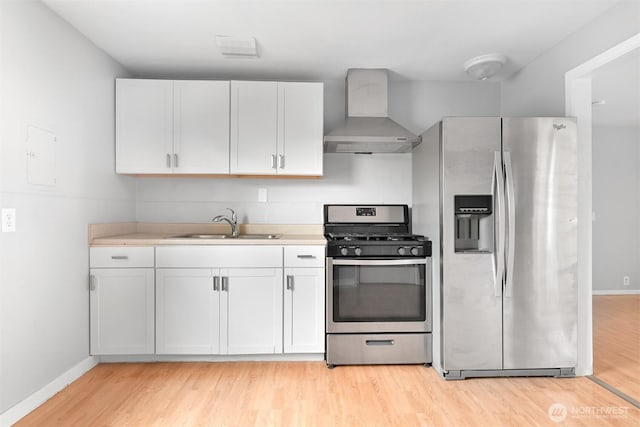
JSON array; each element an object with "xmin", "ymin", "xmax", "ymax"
[
  {"xmin": 136, "ymin": 80, "xmax": 501, "ymax": 224},
  {"xmin": 0, "ymin": 0, "xmax": 135, "ymax": 415},
  {"xmin": 592, "ymin": 126, "xmax": 640, "ymax": 292},
  {"xmin": 501, "ymin": 1, "xmax": 640, "ymax": 116}
]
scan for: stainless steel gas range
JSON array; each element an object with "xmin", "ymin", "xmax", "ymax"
[{"xmin": 324, "ymin": 204, "xmax": 432, "ymax": 367}]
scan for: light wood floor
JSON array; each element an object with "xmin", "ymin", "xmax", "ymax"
[
  {"xmin": 593, "ymin": 294, "xmax": 640, "ymax": 400},
  {"xmin": 15, "ymin": 361, "xmax": 639, "ymax": 426},
  {"xmin": 14, "ymin": 295, "xmax": 640, "ymax": 427}
]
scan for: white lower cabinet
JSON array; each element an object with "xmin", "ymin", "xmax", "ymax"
[
  {"xmin": 284, "ymin": 267, "xmax": 325, "ymax": 353},
  {"xmin": 89, "ymin": 247, "xmax": 155, "ymax": 355},
  {"xmin": 90, "ymin": 244, "xmax": 325, "ymax": 357},
  {"xmin": 283, "ymin": 246, "xmax": 326, "ymax": 353},
  {"xmin": 155, "ymin": 246, "xmax": 284, "ymax": 355},
  {"xmin": 156, "ymin": 267, "xmax": 283, "ymax": 355},
  {"xmin": 156, "ymin": 268, "xmax": 220, "ymax": 354},
  {"xmin": 223, "ymin": 268, "xmax": 283, "ymax": 354}
]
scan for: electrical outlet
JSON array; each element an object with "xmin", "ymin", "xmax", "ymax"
[
  {"xmin": 258, "ymin": 188, "xmax": 268, "ymax": 203},
  {"xmin": 2, "ymin": 208, "xmax": 16, "ymax": 232},
  {"xmin": 623, "ymin": 276, "xmax": 630, "ymax": 286}
]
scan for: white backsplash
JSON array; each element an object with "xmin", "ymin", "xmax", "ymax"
[{"xmin": 136, "ymin": 153, "xmax": 413, "ymax": 224}]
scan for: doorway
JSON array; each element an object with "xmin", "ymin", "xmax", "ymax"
[{"xmin": 566, "ymin": 33, "xmax": 640, "ymax": 405}]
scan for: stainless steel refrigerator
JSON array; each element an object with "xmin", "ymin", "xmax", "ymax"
[{"xmin": 420, "ymin": 117, "xmax": 578, "ymax": 380}]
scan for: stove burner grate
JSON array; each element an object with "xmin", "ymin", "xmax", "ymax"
[{"xmin": 327, "ymin": 233, "xmax": 422, "ymax": 242}]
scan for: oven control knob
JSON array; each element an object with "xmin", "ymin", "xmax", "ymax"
[
  {"xmin": 340, "ymin": 247, "xmax": 349, "ymax": 256},
  {"xmin": 411, "ymin": 247, "xmax": 419, "ymax": 256},
  {"xmin": 354, "ymin": 247, "xmax": 362, "ymax": 256},
  {"xmin": 398, "ymin": 247, "xmax": 406, "ymax": 256}
]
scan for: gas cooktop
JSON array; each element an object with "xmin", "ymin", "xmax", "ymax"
[{"xmin": 324, "ymin": 204, "xmax": 431, "ymax": 258}]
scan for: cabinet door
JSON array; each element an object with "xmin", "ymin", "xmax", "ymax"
[
  {"xmin": 284, "ymin": 268, "xmax": 325, "ymax": 353},
  {"xmin": 230, "ymin": 81, "xmax": 278, "ymax": 175},
  {"xmin": 89, "ymin": 268, "xmax": 155, "ymax": 355},
  {"xmin": 156, "ymin": 269, "xmax": 220, "ymax": 354},
  {"xmin": 173, "ymin": 80, "xmax": 230, "ymax": 174},
  {"xmin": 277, "ymin": 82, "xmax": 324, "ymax": 176},
  {"xmin": 116, "ymin": 79, "xmax": 173, "ymax": 174},
  {"xmin": 221, "ymin": 268, "xmax": 283, "ymax": 354}
]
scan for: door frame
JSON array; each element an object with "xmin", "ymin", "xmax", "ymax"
[{"xmin": 565, "ymin": 33, "xmax": 640, "ymax": 376}]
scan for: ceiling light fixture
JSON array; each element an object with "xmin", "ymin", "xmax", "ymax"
[
  {"xmin": 464, "ymin": 54, "xmax": 507, "ymax": 80},
  {"xmin": 215, "ymin": 35, "xmax": 258, "ymax": 58}
]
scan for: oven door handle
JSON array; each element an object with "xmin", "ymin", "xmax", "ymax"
[{"xmin": 329, "ymin": 258, "xmax": 428, "ymax": 266}]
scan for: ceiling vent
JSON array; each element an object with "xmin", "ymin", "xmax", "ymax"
[{"xmin": 215, "ymin": 35, "xmax": 258, "ymax": 58}]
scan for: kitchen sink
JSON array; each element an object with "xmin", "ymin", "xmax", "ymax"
[
  {"xmin": 172, "ymin": 234, "xmax": 229, "ymax": 239},
  {"xmin": 236, "ymin": 234, "xmax": 281, "ymax": 239},
  {"xmin": 170, "ymin": 233, "xmax": 280, "ymax": 240}
]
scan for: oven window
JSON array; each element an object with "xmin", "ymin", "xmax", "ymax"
[{"xmin": 333, "ymin": 264, "xmax": 425, "ymax": 322}]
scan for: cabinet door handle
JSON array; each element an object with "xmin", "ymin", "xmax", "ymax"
[
  {"xmin": 221, "ymin": 276, "xmax": 229, "ymax": 292},
  {"xmin": 271, "ymin": 154, "xmax": 277, "ymax": 169},
  {"xmin": 166, "ymin": 153, "xmax": 172, "ymax": 168},
  {"xmin": 286, "ymin": 275, "xmax": 294, "ymax": 291},
  {"xmin": 278, "ymin": 154, "xmax": 285, "ymax": 169},
  {"xmin": 174, "ymin": 153, "xmax": 179, "ymax": 168},
  {"xmin": 111, "ymin": 255, "xmax": 129, "ymax": 260},
  {"xmin": 213, "ymin": 276, "xmax": 219, "ymax": 291},
  {"xmin": 296, "ymin": 255, "xmax": 316, "ymax": 259},
  {"xmin": 89, "ymin": 275, "xmax": 97, "ymax": 291}
]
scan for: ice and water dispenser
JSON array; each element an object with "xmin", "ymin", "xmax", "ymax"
[{"xmin": 454, "ymin": 195, "xmax": 494, "ymax": 253}]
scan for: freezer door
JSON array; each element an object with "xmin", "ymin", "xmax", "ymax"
[
  {"xmin": 441, "ymin": 117, "xmax": 503, "ymax": 371},
  {"xmin": 502, "ymin": 117, "xmax": 578, "ymax": 369}
]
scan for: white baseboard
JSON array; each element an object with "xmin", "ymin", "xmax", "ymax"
[
  {"xmin": 98, "ymin": 353, "xmax": 325, "ymax": 363},
  {"xmin": 592, "ymin": 289, "xmax": 640, "ymax": 295},
  {"xmin": 0, "ymin": 356, "xmax": 98, "ymax": 427}
]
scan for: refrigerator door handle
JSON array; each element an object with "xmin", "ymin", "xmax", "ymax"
[
  {"xmin": 504, "ymin": 151, "xmax": 516, "ymax": 298},
  {"xmin": 493, "ymin": 151, "xmax": 505, "ymax": 297}
]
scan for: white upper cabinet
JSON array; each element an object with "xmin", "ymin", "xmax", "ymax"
[
  {"xmin": 173, "ymin": 80, "xmax": 230, "ymax": 173},
  {"xmin": 230, "ymin": 81, "xmax": 279, "ymax": 174},
  {"xmin": 230, "ymin": 81, "xmax": 323, "ymax": 176},
  {"xmin": 117, "ymin": 78, "xmax": 322, "ymax": 177},
  {"xmin": 277, "ymin": 82, "xmax": 323, "ymax": 176},
  {"xmin": 116, "ymin": 79, "xmax": 173, "ymax": 174},
  {"xmin": 116, "ymin": 78, "xmax": 230, "ymax": 174}
]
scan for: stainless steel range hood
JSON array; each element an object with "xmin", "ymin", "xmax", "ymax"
[{"xmin": 324, "ymin": 69, "xmax": 421, "ymax": 153}]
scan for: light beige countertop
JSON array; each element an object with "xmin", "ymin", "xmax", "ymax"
[{"xmin": 89, "ymin": 222, "xmax": 326, "ymax": 246}]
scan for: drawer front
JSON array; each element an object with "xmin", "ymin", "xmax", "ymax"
[
  {"xmin": 326, "ymin": 333, "xmax": 432, "ymax": 366},
  {"xmin": 156, "ymin": 245, "xmax": 283, "ymax": 268},
  {"xmin": 90, "ymin": 247, "xmax": 155, "ymax": 268},
  {"xmin": 284, "ymin": 246, "xmax": 325, "ymax": 268}
]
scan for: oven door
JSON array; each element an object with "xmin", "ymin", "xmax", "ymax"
[{"xmin": 327, "ymin": 258, "xmax": 431, "ymax": 333}]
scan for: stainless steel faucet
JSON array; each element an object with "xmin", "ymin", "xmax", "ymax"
[{"xmin": 212, "ymin": 208, "xmax": 239, "ymax": 237}]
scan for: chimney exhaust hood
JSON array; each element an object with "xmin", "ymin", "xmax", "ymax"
[{"xmin": 324, "ymin": 69, "xmax": 421, "ymax": 153}]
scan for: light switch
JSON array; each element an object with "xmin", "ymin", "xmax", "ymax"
[{"xmin": 2, "ymin": 208, "xmax": 16, "ymax": 232}]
